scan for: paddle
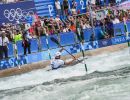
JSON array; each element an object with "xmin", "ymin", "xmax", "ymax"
[
  {"xmin": 50, "ymin": 37, "xmax": 81, "ymax": 63},
  {"xmin": 45, "ymin": 34, "xmax": 52, "ymax": 60}
]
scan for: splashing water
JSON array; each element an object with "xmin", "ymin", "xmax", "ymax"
[{"xmin": 0, "ymin": 48, "xmax": 130, "ymax": 100}]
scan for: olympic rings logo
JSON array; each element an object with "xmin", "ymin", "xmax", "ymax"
[{"xmin": 4, "ymin": 8, "xmax": 34, "ymax": 22}]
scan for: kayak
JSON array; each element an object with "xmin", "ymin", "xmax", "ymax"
[{"xmin": 47, "ymin": 58, "xmax": 85, "ymax": 71}]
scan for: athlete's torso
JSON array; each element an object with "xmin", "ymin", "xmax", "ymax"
[{"xmin": 51, "ymin": 59, "xmax": 65, "ymax": 69}]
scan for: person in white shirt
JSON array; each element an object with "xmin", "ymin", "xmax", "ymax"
[
  {"xmin": 62, "ymin": 25, "xmax": 69, "ymax": 32},
  {"xmin": 71, "ymin": 6, "xmax": 77, "ymax": 15},
  {"xmin": 112, "ymin": 17, "xmax": 120, "ymax": 24},
  {"xmin": 0, "ymin": 31, "xmax": 9, "ymax": 59},
  {"xmin": 55, "ymin": 0, "xmax": 61, "ymax": 16},
  {"xmin": 55, "ymin": 15, "xmax": 61, "ymax": 22},
  {"xmin": 51, "ymin": 48, "xmax": 76, "ymax": 70}
]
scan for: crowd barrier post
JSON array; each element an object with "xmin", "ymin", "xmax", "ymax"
[
  {"xmin": 37, "ymin": 37, "xmax": 42, "ymax": 52},
  {"xmin": 124, "ymin": 18, "xmax": 130, "ymax": 54},
  {"xmin": 13, "ymin": 43, "xmax": 21, "ymax": 69},
  {"xmin": 13, "ymin": 43, "xmax": 17, "ymax": 57}
]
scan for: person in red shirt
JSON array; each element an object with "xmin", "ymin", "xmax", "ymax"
[{"xmin": 69, "ymin": 22, "xmax": 76, "ymax": 32}]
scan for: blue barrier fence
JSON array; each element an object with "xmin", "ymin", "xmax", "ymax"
[
  {"xmin": 83, "ymin": 28, "xmax": 92, "ymax": 42},
  {"xmin": 127, "ymin": 22, "xmax": 130, "ymax": 33},
  {"xmin": 60, "ymin": 32, "xmax": 76, "ymax": 46},
  {"xmin": 113, "ymin": 22, "xmax": 126, "ymax": 36},
  {"xmin": 8, "ymin": 43, "xmax": 14, "ymax": 57},
  {"xmin": 30, "ymin": 39, "xmax": 39, "ymax": 53}
]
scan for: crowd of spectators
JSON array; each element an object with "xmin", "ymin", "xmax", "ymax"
[
  {"xmin": 0, "ymin": 0, "xmax": 130, "ymax": 59},
  {"xmin": 0, "ymin": 6, "xmax": 130, "ymax": 39}
]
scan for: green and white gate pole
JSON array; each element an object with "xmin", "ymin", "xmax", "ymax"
[
  {"xmin": 76, "ymin": 18, "xmax": 88, "ymax": 72},
  {"xmin": 123, "ymin": 18, "xmax": 130, "ymax": 54}
]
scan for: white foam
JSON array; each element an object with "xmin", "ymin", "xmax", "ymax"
[{"xmin": 0, "ymin": 48, "xmax": 130, "ymax": 90}]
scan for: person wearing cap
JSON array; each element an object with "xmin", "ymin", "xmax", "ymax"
[
  {"xmin": 0, "ymin": 31, "xmax": 9, "ymax": 59},
  {"xmin": 50, "ymin": 48, "xmax": 76, "ymax": 70}
]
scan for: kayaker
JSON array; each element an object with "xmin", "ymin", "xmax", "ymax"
[{"xmin": 51, "ymin": 48, "xmax": 76, "ymax": 70}]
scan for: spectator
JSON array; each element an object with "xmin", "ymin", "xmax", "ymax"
[
  {"xmin": 105, "ymin": 18, "xmax": 114, "ymax": 37},
  {"xmin": 55, "ymin": 15, "xmax": 61, "ymax": 23},
  {"xmin": 86, "ymin": 22, "xmax": 92, "ymax": 28},
  {"xmin": 63, "ymin": 25, "xmax": 69, "ymax": 32},
  {"xmin": 70, "ymin": 22, "xmax": 76, "ymax": 32},
  {"xmin": 81, "ymin": 21, "xmax": 91, "ymax": 29},
  {"xmin": 14, "ymin": 30, "xmax": 21, "ymax": 43},
  {"xmin": 63, "ymin": 0, "xmax": 69, "ymax": 16},
  {"xmin": 55, "ymin": 0, "xmax": 61, "ymax": 16},
  {"xmin": 72, "ymin": 0, "xmax": 77, "ymax": 9},
  {"xmin": 71, "ymin": 5, "xmax": 77, "ymax": 16},
  {"xmin": 49, "ymin": 25, "xmax": 55, "ymax": 35},
  {"xmin": 112, "ymin": 16, "xmax": 120, "ymax": 24},
  {"xmin": 22, "ymin": 36, "xmax": 31, "ymax": 56},
  {"xmin": 0, "ymin": 31, "xmax": 9, "ymax": 59}
]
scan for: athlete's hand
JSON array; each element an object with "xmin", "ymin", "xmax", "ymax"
[
  {"xmin": 73, "ymin": 57, "xmax": 77, "ymax": 60},
  {"xmin": 61, "ymin": 47, "xmax": 65, "ymax": 50},
  {"xmin": 59, "ymin": 47, "xmax": 64, "ymax": 52}
]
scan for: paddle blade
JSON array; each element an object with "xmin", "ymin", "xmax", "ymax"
[{"xmin": 50, "ymin": 37, "xmax": 60, "ymax": 46}]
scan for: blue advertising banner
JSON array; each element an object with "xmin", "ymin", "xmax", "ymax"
[
  {"xmin": 98, "ymin": 39, "xmax": 112, "ymax": 47},
  {"xmin": 84, "ymin": 41, "xmax": 99, "ymax": 50},
  {"xmin": 69, "ymin": 44, "xmax": 81, "ymax": 53},
  {"xmin": 111, "ymin": 36, "xmax": 127, "ymax": 45},
  {"xmin": 35, "ymin": 0, "xmax": 87, "ymax": 17},
  {"xmin": 60, "ymin": 32, "xmax": 75, "ymax": 46},
  {"xmin": 126, "ymin": 21, "xmax": 130, "ymax": 33},
  {"xmin": 113, "ymin": 23, "xmax": 125, "ymax": 36},
  {"xmin": 83, "ymin": 28, "xmax": 93, "ymax": 42},
  {"xmin": 34, "ymin": 0, "xmax": 56, "ymax": 17},
  {"xmin": 0, "ymin": 1, "xmax": 36, "ymax": 24},
  {"xmin": 8, "ymin": 43, "xmax": 14, "ymax": 57},
  {"xmin": 0, "ymin": 56, "xmax": 27, "ymax": 70},
  {"xmin": 74, "ymin": 0, "xmax": 87, "ymax": 14},
  {"xmin": 27, "ymin": 51, "xmax": 50, "ymax": 63}
]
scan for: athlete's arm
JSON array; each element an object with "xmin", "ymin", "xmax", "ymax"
[
  {"xmin": 59, "ymin": 47, "xmax": 64, "ymax": 52},
  {"xmin": 64, "ymin": 58, "xmax": 76, "ymax": 65}
]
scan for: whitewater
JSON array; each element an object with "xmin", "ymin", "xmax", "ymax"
[{"xmin": 0, "ymin": 48, "xmax": 130, "ymax": 100}]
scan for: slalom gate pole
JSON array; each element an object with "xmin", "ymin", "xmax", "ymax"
[
  {"xmin": 17, "ymin": 55, "xmax": 21, "ymax": 69},
  {"xmin": 123, "ymin": 18, "xmax": 130, "ymax": 54},
  {"xmin": 45, "ymin": 34, "xmax": 52, "ymax": 60},
  {"xmin": 76, "ymin": 26, "xmax": 88, "ymax": 72},
  {"xmin": 14, "ymin": 43, "xmax": 21, "ymax": 69}
]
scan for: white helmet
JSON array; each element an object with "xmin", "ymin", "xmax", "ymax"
[{"xmin": 55, "ymin": 52, "xmax": 61, "ymax": 57}]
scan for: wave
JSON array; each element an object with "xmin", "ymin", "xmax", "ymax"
[
  {"xmin": 0, "ymin": 65, "xmax": 130, "ymax": 98},
  {"xmin": 0, "ymin": 48, "xmax": 130, "ymax": 92}
]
